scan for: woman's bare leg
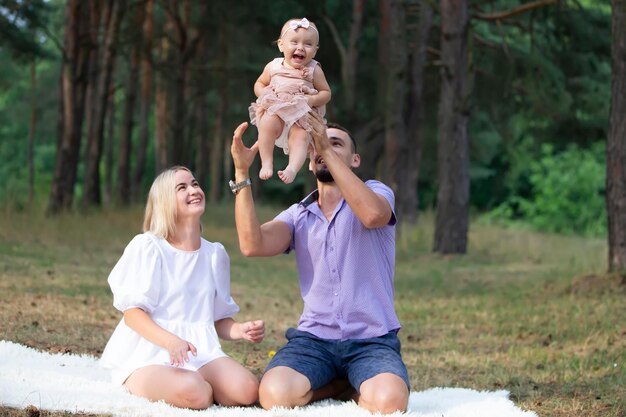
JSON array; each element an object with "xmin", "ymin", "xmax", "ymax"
[
  {"xmin": 278, "ymin": 125, "xmax": 309, "ymax": 184},
  {"xmin": 257, "ymin": 114, "xmax": 284, "ymax": 180},
  {"xmin": 124, "ymin": 365, "xmax": 213, "ymax": 409},
  {"xmin": 197, "ymin": 357, "xmax": 259, "ymax": 406}
]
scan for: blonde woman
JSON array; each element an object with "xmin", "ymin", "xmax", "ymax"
[{"xmin": 101, "ymin": 166, "xmax": 264, "ymax": 409}]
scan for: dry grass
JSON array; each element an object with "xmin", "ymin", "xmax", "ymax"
[{"xmin": 0, "ymin": 205, "xmax": 624, "ymax": 417}]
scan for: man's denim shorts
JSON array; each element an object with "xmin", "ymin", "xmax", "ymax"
[{"xmin": 264, "ymin": 328, "xmax": 410, "ymax": 393}]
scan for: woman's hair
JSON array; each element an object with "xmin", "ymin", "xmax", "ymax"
[{"xmin": 142, "ymin": 166, "xmax": 191, "ymax": 238}]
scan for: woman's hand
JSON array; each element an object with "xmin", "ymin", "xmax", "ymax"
[
  {"xmin": 166, "ymin": 336, "xmax": 197, "ymax": 367},
  {"xmin": 239, "ymin": 320, "xmax": 265, "ymax": 343}
]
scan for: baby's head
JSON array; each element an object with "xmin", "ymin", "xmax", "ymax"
[{"xmin": 277, "ymin": 17, "xmax": 319, "ymax": 69}]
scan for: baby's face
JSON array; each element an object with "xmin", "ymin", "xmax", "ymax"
[{"xmin": 278, "ymin": 26, "xmax": 319, "ymax": 69}]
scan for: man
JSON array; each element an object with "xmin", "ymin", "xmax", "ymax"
[{"xmin": 229, "ymin": 112, "xmax": 409, "ymax": 414}]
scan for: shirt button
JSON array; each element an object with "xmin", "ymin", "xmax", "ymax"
[{"xmin": 334, "ymin": 292, "xmax": 338, "ymax": 296}]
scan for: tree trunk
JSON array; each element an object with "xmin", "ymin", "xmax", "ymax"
[
  {"xmin": 104, "ymin": 81, "xmax": 116, "ymax": 203},
  {"xmin": 28, "ymin": 60, "xmax": 37, "ymax": 206},
  {"xmin": 83, "ymin": 0, "xmax": 124, "ymax": 207},
  {"xmin": 356, "ymin": 117, "xmax": 384, "ymax": 181},
  {"xmin": 193, "ymin": 33, "xmax": 210, "ymax": 190},
  {"xmin": 209, "ymin": 83, "xmax": 227, "ymax": 203},
  {"xmin": 207, "ymin": 22, "xmax": 228, "ymax": 203},
  {"xmin": 132, "ymin": 0, "xmax": 154, "ymax": 200},
  {"xmin": 117, "ymin": 4, "xmax": 142, "ymax": 205},
  {"xmin": 154, "ymin": 18, "xmax": 171, "ymax": 174},
  {"xmin": 399, "ymin": 0, "xmax": 433, "ymax": 224},
  {"xmin": 194, "ymin": 91, "xmax": 210, "ymax": 188},
  {"xmin": 607, "ymin": 0, "xmax": 626, "ymax": 276},
  {"xmin": 383, "ymin": 0, "xmax": 407, "ymax": 199},
  {"xmin": 433, "ymin": 0, "xmax": 470, "ymax": 254},
  {"xmin": 47, "ymin": 0, "xmax": 89, "ymax": 215},
  {"xmin": 324, "ymin": 0, "xmax": 364, "ymax": 125}
]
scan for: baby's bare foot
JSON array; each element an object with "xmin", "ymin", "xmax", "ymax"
[
  {"xmin": 259, "ymin": 165, "xmax": 273, "ymax": 180},
  {"xmin": 278, "ymin": 168, "xmax": 296, "ymax": 184}
]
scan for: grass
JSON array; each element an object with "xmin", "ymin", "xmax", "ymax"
[{"xmin": 0, "ymin": 203, "xmax": 624, "ymax": 417}]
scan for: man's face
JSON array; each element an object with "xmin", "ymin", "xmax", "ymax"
[{"xmin": 309, "ymin": 128, "xmax": 359, "ymax": 182}]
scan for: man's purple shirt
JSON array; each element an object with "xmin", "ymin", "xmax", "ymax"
[{"xmin": 275, "ymin": 180, "xmax": 401, "ymax": 340}]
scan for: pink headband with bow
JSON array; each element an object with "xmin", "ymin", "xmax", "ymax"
[{"xmin": 280, "ymin": 18, "xmax": 318, "ymax": 39}]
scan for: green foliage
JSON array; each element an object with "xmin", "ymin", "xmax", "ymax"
[
  {"xmin": 0, "ymin": 0, "xmax": 614, "ymax": 223},
  {"xmin": 487, "ymin": 142, "xmax": 606, "ymax": 236},
  {"xmin": 0, "ymin": 0, "xmax": 53, "ymax": 61}
]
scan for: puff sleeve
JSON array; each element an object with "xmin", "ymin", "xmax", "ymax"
[
  {"xmin": 108, "ymin": 234, "xmax": 162, "ymax": 314},
  {"xmin": 211, "ymin": 243, "xmax": 240, "ymax": 320}
]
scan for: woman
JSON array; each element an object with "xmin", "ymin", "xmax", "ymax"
[{"xmin": 100, "ymin": 166, "xmax": 264, "ymax": 409}]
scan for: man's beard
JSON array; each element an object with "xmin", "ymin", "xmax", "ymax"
[{"xmin": 315, "ymin": 168, "xmax": 335, "ymax": 183}]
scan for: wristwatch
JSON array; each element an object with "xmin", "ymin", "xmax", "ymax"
[{"xmin": 229, "ymin": 178, "xmax": 252, "ymax": 195}]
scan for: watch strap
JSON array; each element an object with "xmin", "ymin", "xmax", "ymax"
[{"xmin": 229, "ymin": 178, "xmax": 252, "ymax": 194}]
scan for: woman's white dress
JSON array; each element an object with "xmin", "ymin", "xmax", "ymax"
[{"xmin": 100, "ymin": 233, "xmax": 239, "ymax": 385}]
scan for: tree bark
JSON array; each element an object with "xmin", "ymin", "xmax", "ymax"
[
  {"xmin": 164, "ymin": 0, "xmax": 204, "ymax": 166},
  {"xmin": 104, "ymin": 80, "xmax": 116, "ymax": 203},
  {"xmin": 154, "ymin": 21, "xmax": 171, "ymax": 173},
  {"xmin": 324, "ymin": 0, "xmax": 364, "ymax": 124},
  {"xmin": 28, "ymin": 60, "xmax": 37, "ymax": 206},
  {"xmin": 47, "ymin": 0, "xmax": 89, "ymax": 215},
  {"xmin": 83, "ymin": 0, "xmax": 124, "ymax": 207},
  {"xmin": 117, "ymin": 3, "xmax": 143, "ymax": 205},
  {"xmin": 399, "ymin": 0, "xmax": 433, "ymax": 225},
  {"xmin": 474, "ymin": 0, "xmax": 559, "ymax": 21},
  {"xmin": 193, "ymin": 32, "xmax": 208, "ymax": 190},
  {"xmin": 209, "ymin": 81, "xmax": 227, "ymax": 203},
  {"xmin": 132, "ymin": 0, "xmax": 154, "ymax": 200},
  {"xmin": 382, "ymin": 0, "xmax": 407, "ymax": 197},
  {"xmin": 607, "ymin": 0, "xmax": 626, "ymax": 276},
  {"xmin": 434, "ymin": 0, "xmax": 471, "ymax": 254}
]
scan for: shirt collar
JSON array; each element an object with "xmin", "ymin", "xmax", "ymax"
[{"xmin": 299, "ymin": 189, "xmax": 319, "ymax": 208}]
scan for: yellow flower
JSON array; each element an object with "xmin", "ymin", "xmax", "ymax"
[{"xmin": 268, "ymin": 350, "xmax": 276, "ymax": 359}]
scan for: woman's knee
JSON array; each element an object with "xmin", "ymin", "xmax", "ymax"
[
  {"xmin": 235, "ymin": 372, "xmax": 260, "ymax": 405},
  {"xmin": 173, "ymin": 374, "xmax": 213, "ymax": 409}
]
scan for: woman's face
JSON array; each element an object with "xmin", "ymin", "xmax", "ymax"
[{"xmin": 174, "ymin": 169, "xmax": 205, "ymax": 220}]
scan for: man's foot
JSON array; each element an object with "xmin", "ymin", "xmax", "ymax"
[
  {"xmin": 278, "ymin": 168, "xmax": 296, "ymax": 184},
  {"xmin": 259, "ymin": 165, "xmax": 273, "ymax": 180}
]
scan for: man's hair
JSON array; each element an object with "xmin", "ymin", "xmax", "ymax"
[{"xmin": 327, "ymin": 122, "xmax": 357, "ymax": 153}]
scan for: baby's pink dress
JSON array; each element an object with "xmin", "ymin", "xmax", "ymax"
[{"xmin": 249, "ymin": 58, "xmax": 326, "ymax": 154}]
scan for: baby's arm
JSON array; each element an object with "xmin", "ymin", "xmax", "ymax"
[
  {"xmin": 215, "ymin": 317, "xmax": 265, "ymax": 343},
  {"xmin": 123, "ymin": 307, "xmax": 197, "ymax": 367},
  {"xmin": 308, "ymin": 66, "xmax": 331, "ymax": 108},
  {"xmin": 253, "ymin": 62, "xmax": 272, "ymax": 98}
]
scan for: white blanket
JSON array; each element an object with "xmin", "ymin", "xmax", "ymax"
[{"xmin": 0, "ymin": 340, "xmax": 537, "ymax": 417}]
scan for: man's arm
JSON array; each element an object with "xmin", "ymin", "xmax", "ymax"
[
  {"xmin": 231, "ymin": 122, "xmax": 292, "ymax": 256},
  {"xmin": 308, "ymin": 112, "xmax": 393, "ymax": 229}
]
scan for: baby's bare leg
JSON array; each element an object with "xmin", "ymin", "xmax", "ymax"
[
  {"xmin": 278, "ymin": 125, "xmax": 309, "ymax": 184},
  {"xmin": 257, "ymin": 113, "xmax": 283, "ymax": 180}
]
